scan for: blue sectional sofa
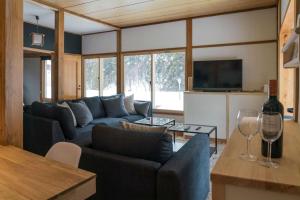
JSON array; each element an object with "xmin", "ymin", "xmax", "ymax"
[{"xmin": 23, "ymin": 95, "xmax": 152, "ymax": 156}]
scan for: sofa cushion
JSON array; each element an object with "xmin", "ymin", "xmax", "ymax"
[
  {"xmin": 90, "ymin": 118, "xmax": 126, "ymax": 127},
  {"xmin": 31, "ymin": 102, "xmax": 77, "ymax": 140},
  {"xmin": 31, "ymin": 101, "xmax": 57, "ymax": 119},
  {"xmin": 57, "ymin": 102, "xmax": 77, "ymax": 126},
  {"xmin": 83, "ymin": 96, "xmax": 105, "ymax": 119},
  {"xmin": 101, "ymin": 95, "xmax": 129, "ymax": 118},
  {"xmin": 92, "ymin": 125, "xmax": 173, "ymax": 164},
  {"xmin": 121, "ymin": 121, "xmax": 167, "ymax": 133},
  {"xmin": 124, "ymin": 94, "xmax": 136, "ymax": 114},
  {"xmin": 70, "ymin": 124, "xmax": 94, "ymax": 146},
  {"xmin": 68, "ymin": 101, "xmax": 93, "ymax": 127},
  {"xmin": 134, "ymin": 101, "xmax": 151, "ymax": 117},
  {"xmin": 55, "ymin": 106, "xmax": 78, "ymax": 140},
  {"xmin": 122, "ymin": 114, "xmax": 144, "ymax": 122},
  {"xmin": 101, "ymin": 94, "xmax": 122, "ymax": 100}
]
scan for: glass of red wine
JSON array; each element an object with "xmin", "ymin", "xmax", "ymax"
[
  {"xmin": 237, "ymin": 109, "xmax": 260, "ymax": 161},
  {"xmin": 258, "ymin": 112, "xmax": 283, "ymax": 168}
]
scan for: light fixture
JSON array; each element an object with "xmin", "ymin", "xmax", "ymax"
[{"xmin": 31, "ymin": 16, "xmax": 45, "ymax": 47}]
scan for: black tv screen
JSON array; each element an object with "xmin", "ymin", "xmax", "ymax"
[{"xmin": 193, "ymin": 60, "xmax": 242, "ymax": 91}]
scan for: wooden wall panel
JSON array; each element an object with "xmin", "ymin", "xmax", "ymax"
[
  {"xmin": 186, "ymin": 19, "xmax": 192, "ymax": 90},
  {"xmin": 0, "ymin": 0, "xmax": 23, "ymax": 147},
  {"xmin": 53, "ymin": 9, "xmax": 65, "ymax": 101}
]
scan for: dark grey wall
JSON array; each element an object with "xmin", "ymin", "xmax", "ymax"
[
  {"xmin": 23, "ymin": 57, "xmax": 41, "ymax": 105},
  {"xmin": 24, "ymin": 22, "xmax": 82, "ymax": 54}
]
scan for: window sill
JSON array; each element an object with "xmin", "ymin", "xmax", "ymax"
[{"xmin": 153, "ymin": 109, "xmax": 184, "ymax": 116}]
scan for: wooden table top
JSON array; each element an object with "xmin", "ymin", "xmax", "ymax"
[
  {"xmin": 211, "ymin": 121, "xmax": 300, "ymax": 195},
  {"xmin": 0, "ymin": 145, "xmax": 96, "ymax": 200}
]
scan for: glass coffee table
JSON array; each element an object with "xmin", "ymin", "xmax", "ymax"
[
  {"xmin": 134, "ymin": 117, "xmax": 175, "ymax": 127},
  {"xmin": 168, "ymin": 123, "xmax": 218, "ymax": 156}
]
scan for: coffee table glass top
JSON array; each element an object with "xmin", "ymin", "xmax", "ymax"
[
  {"xmin": 168, "ymin": 123, "xmax": 216, "ymax": 135},
  {"xmin": 134, "ymin": 117, "xmax": 175, "ymax": 126}
]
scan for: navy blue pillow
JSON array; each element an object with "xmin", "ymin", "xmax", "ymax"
[
  {"xmin": 83, "ymin": 96, "xmax": 105, "ymax": 118},
  {"xmin": 55, "ymin": 106, "xmax": 78, "ymax": 140},
  {"xmin": 134, "ymin": 102, "xmax": 150, "ymax": 117},
  {"xmin": 31, "ymin": 102, "xmax": 57, "ymax": 119},
  {"xmin": 31, "ymin": 101, "xmax": 77, "ymax": 140},
  {"xmin": 101, "ymin": 95, "xmax": 129, "ymax": 118},
  {"xmin": 101, "ymin": 94, "xmax": 123, "ymax": 100}
]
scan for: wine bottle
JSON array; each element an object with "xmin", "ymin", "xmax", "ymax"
[{"xmin": 261, "ymin": 80, "xmax": 284, "ymax": 158}]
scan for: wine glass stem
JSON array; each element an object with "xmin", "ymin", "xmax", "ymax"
[
  {"xmin": 267, "ymin": 141, "xmax": 272, "ymax": 164},
  {"xmin": 246, "ymin": 138, "xmax": 250, "ymax": 156}
]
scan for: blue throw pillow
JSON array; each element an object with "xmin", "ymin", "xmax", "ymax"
[
  {"xmin": 83, "ymin": 96, "xmax": 105, "ymax": 118},
  {"xmin": 68, "ymin": 101, "xmax": 93, "ymax": 127},
  {"xmin": 134, "ymin": 102, "xmax": 150, "ymax": 117},
  {"xmin": 101, "ymin": 95, "xmax": 129, "ymax": 118}
]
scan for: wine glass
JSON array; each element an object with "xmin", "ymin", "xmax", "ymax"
[
  {"xmin": 237, "ymin": 109, "xmax": 259, "ymax": 161},
  {"xmin": 258, "ymin": 112, "xmax": 283, "ymax": 168}
]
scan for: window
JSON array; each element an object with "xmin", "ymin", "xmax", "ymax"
[
  {"xmin": 124, "ymin": 51, "xmax": 185, "ymax": 111},
  {"xmin": 41, "ymin": 59, "xmax": 52, "ymax": 101},
  {"xmin": 153, "ymin": 52, "xmax": 185, "ymax": 110},
  {"xmin": 84, "ymin": 56, "xmax": 117, "ymax": 97},
  {"xmin": 124, "ymin": 55, "xmax": 151, "ymax": 101}
]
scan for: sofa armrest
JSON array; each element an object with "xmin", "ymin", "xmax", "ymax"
[
  {"xmin": 79, "ymin": 146, "xmax": 161, "ymax": 200},
  {"xmin": 157, "ymin": 134, "xmax": 210, "ymax": 200},
  {"xmin": 23, "ymin": 113, "xmax": 65, "ymax": 156},
  {"xmin": 134, "ymin": 100, "xmax": 153, "ymax": 117}
]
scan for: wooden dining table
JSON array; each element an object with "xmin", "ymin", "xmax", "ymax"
[{"xmin": 0, "ymin": 145, "xmax": 96, "ymax": 200}]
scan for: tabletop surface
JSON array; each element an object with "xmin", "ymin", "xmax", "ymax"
[
  {"xmin": 211, "ymin": 121, "xmax": 300, "ymax": 195},
  {"xmin": 0, "ymin": 145, "xmax": 96, "ymax": 200}
]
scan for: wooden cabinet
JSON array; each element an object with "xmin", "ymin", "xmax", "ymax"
[
  {"xmin": 184, "ymin": 91, "xmax": 267, "ymax": 141},
  {"xmin": 61, "ymin": 54, "xmax": 82, "ymax": 100}
]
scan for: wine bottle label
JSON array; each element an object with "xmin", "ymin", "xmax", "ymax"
[{"xmin": 262, "ymin": 115, "xmax": 280, "ymax": 140}]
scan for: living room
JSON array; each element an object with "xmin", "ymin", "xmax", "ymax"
[{"xmin": 1, "ymin": 0, "xmax": 300, "ymax": 200}]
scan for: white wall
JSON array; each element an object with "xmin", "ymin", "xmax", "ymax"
[
  {"xmin": 192, "ymin": 8, "xmax": 277, "ymax": 45},
  {"xmin": 23, "ymin": 57, "xmax": 41, "ymax": 105},
  {"xmin": 122, "ymin": 20, "xmax": 186, "ymax": 51},
  {"xmin": 82, "ymin": 31, "xmax": 117, "ymax": 55},
  {"xmin": 193, "ymin": 42, "xmax": 277, "ymax": 91}
]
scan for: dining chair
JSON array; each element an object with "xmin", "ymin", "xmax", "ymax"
[{"xmin": 45, "ymin": 142, "xmax": 82, "ymax": 168}]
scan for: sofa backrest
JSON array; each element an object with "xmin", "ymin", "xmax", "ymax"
[{"xmin": 92, "ymin": 125, "xmax": 173, "ymax": 164}]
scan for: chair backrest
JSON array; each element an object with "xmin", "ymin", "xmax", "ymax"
[{"xmin": 45, "ymin": 142, "xmax": 82, "ymax": 168}]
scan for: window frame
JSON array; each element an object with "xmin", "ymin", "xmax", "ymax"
[
  {"xmin": 82, "ymin": 53, "xmax": 117, "ymax": 97},
  {"xmin": 122, "ymin": 49, "xmax": 186, "ymax": 112}
]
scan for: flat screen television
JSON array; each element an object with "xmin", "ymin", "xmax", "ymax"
[{"xmin": 193, "ymin": 59, "xmax": 242, "ymax": 91}]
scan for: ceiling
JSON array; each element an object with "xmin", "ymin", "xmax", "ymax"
[
  {"xmin": 36, "ymin": 0, "xmax": 277, "ymax": 28},
  {"xmin": 24, "ymin": 1, "xmax": 117, "ymax": 35}
]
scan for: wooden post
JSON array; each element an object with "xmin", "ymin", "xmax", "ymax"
[
  {"xmin": 116, "ymin": 30, "xmax": 122, "ymax": 93},
  {"xmin": 0, "ymin": 0, "xmax": 23, "ymax": 147},
  {"xmin": 186, "ymin": 18, "xmax": 193, "ymax": 90},
  {"xmin": 53, "ymin": 9, "xmax": 64, "ymax": 101}
]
